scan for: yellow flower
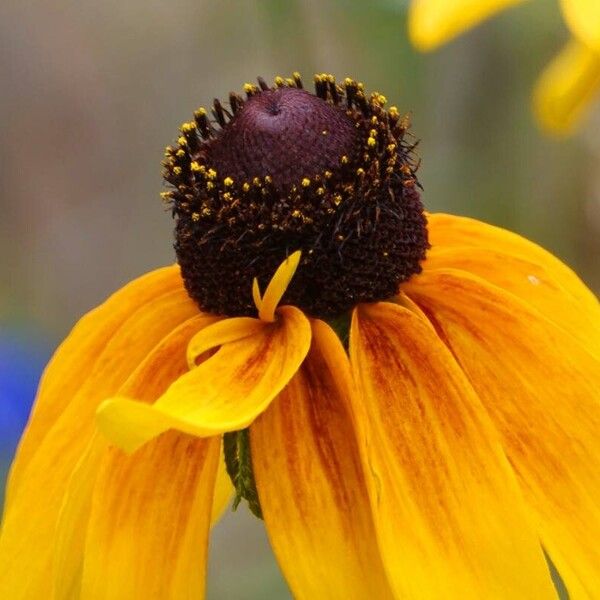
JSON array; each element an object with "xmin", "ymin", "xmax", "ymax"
[
  {"xmin": 409, "ymin": 0, "xmax": 600, "ymax": 134},
  {"xmin": 1, "ymin": 74, "xmax": 599, "ymax": 599}
]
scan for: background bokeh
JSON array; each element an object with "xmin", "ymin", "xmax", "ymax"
[{"xmin": 1, "ymin": 0, "xmax": 598, "ymax": 598}]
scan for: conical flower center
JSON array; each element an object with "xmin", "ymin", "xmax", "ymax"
[{"xmin": 162, "ymin": 74, "xmax": 428, "ymax": 318}]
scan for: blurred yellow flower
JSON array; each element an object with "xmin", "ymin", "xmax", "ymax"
[{"xmin": 409, "ymin": 0, "xmax": 600, "ymax": 134}]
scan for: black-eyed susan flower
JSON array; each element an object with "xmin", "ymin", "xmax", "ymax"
[
  {"xmin": 1, "ymin": 73, "xmax": 599, "ymax": 599},
  {"xmin": 409, "ymin": 0, "xmax": 600, "ymax": 135}
]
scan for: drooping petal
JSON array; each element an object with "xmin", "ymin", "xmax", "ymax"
[
  {"xmin": 211, "ymin": 445, "xmax": 233, "ymax": 524},
  {"xmin": 407, "ymin": 269, "xmax": 600, "ymax": 598},
  {"xmin": 80, "ymin": 435, "xmax": 220, "ymax": 600},
  {"xmin": 426, "ymin": 212, "xmax": 599, "ymax": 311},
  {"xmin": 423, "ymin": 245, "xmax": 600, "ymax": 355},
  {"xmin": 350, "ymin": 301, "xmax": 555, "ymax": 598},
  {"xmin": 51, "ymin": 315, "xmax": 219, "ymax": 600},
  {"xmin": 97, "ymin": 305, "xmax": 311, "ymax": 453},
  {"xmin": 560, "ymin": 0, "xmax": 600, "ymax": 52},
  {"xmin": 408, "ymin": 0, "xmax": 525, "ymax": 51},
  {"xmin": 0, "ymin": 284, "xmax": 207, "ymax": 600},
  {"xmin": 250, "ymin": 319, "xmax": 394, "ymax": 599},
  {"xmin": 533, "ymin": 39, "xmax": 600, "ymax": 135},
  {"xmin": 5, "ymin": 265, "xmax": 185, "ymax": 502}
]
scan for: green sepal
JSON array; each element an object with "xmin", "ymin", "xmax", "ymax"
[{"xmin": 223, "ymin": 428, "xmax": 263, "ymax": 519}]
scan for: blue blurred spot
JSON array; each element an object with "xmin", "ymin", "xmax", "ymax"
[{"xmin": 0, "ymin": 330, "xmax": 50, "ymax": 463}]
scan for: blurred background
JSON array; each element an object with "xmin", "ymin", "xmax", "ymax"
[{"xmin": 0, "ymin": 0, "xmax": 598, "ymax": 597}]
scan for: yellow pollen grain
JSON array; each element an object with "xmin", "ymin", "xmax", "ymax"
[
  {"xmin": 285, "ymin": 78, "xmax": 294, "ymax": 86},
  {"xmin": 371, "ymin": 116, "xmax": 378, "ymax": 124},
  {"xmin": 223, "ymin": 192, "xmax": 232, "ymax": 201},
  {"xmin": 388, "ymin": 106, "xmax": 399, "ymax": 118},
  {"xmin": 191, "ymin": 212, "xmax": 200, "ymax": 222},
  {"xmin": 291, "ymin": 209, "xmax": 302, "ymax": 218},
  {"xmin": 370, "ymin": 129, "xmax": 378, "ymax": 137},
  {"xmin": 190, "ymin": 161, "xmax": 201, "ymax": 172},
  {"xmin": 202, "ymin": 207, "xmax": 212, "ymax": 216},
  {"xmin": 344, "ymin": 77, "xmax": 353, "ymax": 86},
  {"xmin": 387, "ymin": 143, "xmax": 396, "ymax": 152},
  {"xmin": 173, "ymin": 166, "xmax": 182, "ymax": 175},
  {"xmin": 177, "ymin": 136, "xmax": 187, "ymax": 146},
  {"xmin": 356, "ymin": 167, "xmax": 365, "ymax": 176},
  {"xmin": 341, "ymin": 155, "xmax": 349, "ymax": 165},
  {"xmin": 274, "ymin": 76, "xmax": 285, "ymax": 87},
  {"xmin": 367, "ymin": 137, "xmax": 377, "ymax": 148},
  {"xmin": 180, "ymin": 122, "xmax": 195, "ymax": 133},
  {"xmin": 242, "ymin": 182, "xmax": 250, "ymax": 192},
  {"xmin": 224, "ymin": 176, "xmax": 234, "ymax": 187},
  {"xmin": 333, "ymin": 193, "xmax": 342, "ymax": 206},
  {"xmin": 160, "ymin": 192, "xmax": 171, "ymax": 200},
  {"xmin": 324, "ymin": 170, "xmax": 333, "ymax": 179},
  {"xmin": 195, "ymin": 107, "xmax": 207, "ymax": 116},
  {"xmin": 206, "ymin": 181, "xmax": 215, "ymax": 191},
  {"xmin": 253, "ymin": 177, "xmax": 261, "ymax": 187},
  {"xmin": 301, "ymin": 178, "xmax": 311, "ymax": 187},
  {"xmin": 207, "ymin": 169, "xmax": 217, "ymax": 180},
  {"xmin": 244, "ymin": 83, "xmax": 257, "ymax": 94},
  {"xmin": 316, "ymin": 187, "xmax": 325, "ymax": 195},
  {"xmin": 176, "ymin": 149, "xmax": 185, "ymax": 158},
  {"xmin": 293, "ymin": 71, "xmax": 301, "ymax": 80},
  {"xmin": 265, "ymin": 175, "xmax": 273, "ymax": 184}
]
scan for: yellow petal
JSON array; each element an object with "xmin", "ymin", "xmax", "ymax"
[
  {"xmin": 50, "ymin": 315, "xmax": 219, "ymax": 599},
  {"xmin": 422, "ymin": 246, "xmax": 600, "ymax": 356},
  {"xmin": 250, "ymin": 319, "xmax": 393, "ymax": 599},
  {"xmin": 350, "ymin": 301, "xmax": 555, "ymax": 598},
  {"xmin": 186, "ymin": 317, "xmax": 265, "ymax": 369},
  {"xmin": 97, "ymin": 305, "xmax": 311, "ymax": 453},
  {"xmin": 4, "ymin": 265, "xmax": 185, "ymax": 503},
  {"xmin": 407, "ymin": 269, "xmax": 600, "ymax": 598},
  {"xmin": 560, "ymin": 0, "xmax": 600, "ymax": 52},
  {"xmin": 210, "ymin": 445, "xmax": 232, "ymax": 524},
  {"xmin": 426, "ymin": 212, "xmax": 599, "ymax": 312},
  {"xmin": 80, "ymin": 434, "xmax": 220, "ymax": 599},
  {"xmin": 256, "ymin": 250, "xmax": 301, "ymax": 322},
  {"xmin": 53, "ymin": 434, "xmax": 105, "ymax": 600},
  {"xmin": 533, "ymin": 39, "xmax": 600, "ymax": 135},
  {"xmin": 0, "ymin": 284, "xmax": 206, "ymax": 600},
  {"xmin": 408, "ymin": 0, "xmax": 525, "ymax": 51}
]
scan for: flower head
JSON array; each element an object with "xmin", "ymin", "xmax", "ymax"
[
  {"xmin": 408, "ymin": 0, "xmax": 600, "ymax": 134},
  {"xmin": 1, "ymin": 73, "xmax": 599, "ymax": 599}
]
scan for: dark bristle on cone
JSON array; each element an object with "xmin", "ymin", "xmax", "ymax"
[{"xmin": 162, "ymin": 73, "xmax": 428, "ymax": 319}]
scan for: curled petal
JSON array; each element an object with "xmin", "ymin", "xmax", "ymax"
[
  {"xmin": 408, "ymin": 0, "xmax": 525, "ymax": 51},
  {"xmin": 186, "ymin": 317, "xmax": 265, "ymax": 369},
  {"xmin": 408, "ymin": 269, "xmax": 600, "ymax": 598},
  {"xmin": 350, "ymin": 301, "xmax": 555, "ymax": 598},
  {"xmin": 251, "ymin": 319, "xmax": 394, "ymax": 599},
  {"xmin": 533, "ymin": 40, "xmax": 600, "ymax": 135},
  {"xmin": 97, "ymin": 305, "xmax": 311, "ymax": 453},
  {"xmin": 255, "ymin": 250, "xmax": 301, "ymax": 322}
]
